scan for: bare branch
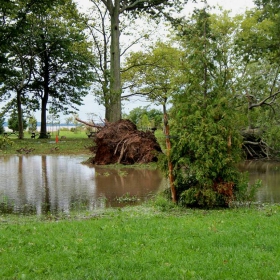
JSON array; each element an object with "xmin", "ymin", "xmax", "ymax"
[
  {"xmin": 75, "ymin": 117, "xmax": 104, "ymax": 128},
  {"xmin": 249, "ymin": 91, "xmax": 280, "ymax": 109}
]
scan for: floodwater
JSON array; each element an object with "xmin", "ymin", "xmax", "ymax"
[
  {"xmin": 0, "ymin": 156, "xmax": 279, "ymax": 215},
  {"xmin": 0, "ymin": 155, "xmax": 167, "ymax": 214},
  {"xmin": 239, "ymin": 160, "xmax": 280, "ymax": 204}
]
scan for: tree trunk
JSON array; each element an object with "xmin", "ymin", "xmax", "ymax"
[
  {"xmin": 16, "ymin": 90, "xmax": 24, "ymax": 139},
  {"xmin": 40, "ymin": 95, "xmax": 48, "ymax": 138},
  {"xmin": 39, "ymin": 48, "xmax": 49, "ymax": 138},
  {"xmin": 107, "ymin": 1, "xmax": 122, "ymax": 122},
  {"xmin": 163, "ymin": 102, "xmax": 176, "ymax": 203}
]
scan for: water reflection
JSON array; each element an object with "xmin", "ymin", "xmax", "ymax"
[
  {"xmin": 1, "ymin": 156, "xmax": 279, "ymax": 215},
  {"xmin": 0, "ymin": 155, "xmax": 166, "ymax": 214},
  {"xmin": 239, "ymin": 161, "xmax": 280, "ymax": 203}
]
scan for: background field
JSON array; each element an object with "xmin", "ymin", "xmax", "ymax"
[{"xmin": 0, "ymin": 130, "xmax": 94, "ymax": 155}]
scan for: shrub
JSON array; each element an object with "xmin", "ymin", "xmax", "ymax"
[{"xmin": 0, "ymin": 137, "xmax": 13, "ymax": 149}]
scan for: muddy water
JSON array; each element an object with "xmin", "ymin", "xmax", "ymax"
[
  {"xmin": 1, "ymin": 156, "xmax": 279, "ymax": 215},
  {"xmin": 239, "ymin": 160, "xmax": 280, "ymax": 203},
  {"xmin": 0, "ymin": 155, "xmax": 167, "ymax": 214}
]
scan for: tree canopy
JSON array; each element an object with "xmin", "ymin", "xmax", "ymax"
[
  {"xmin": 87, "ymin": 0, "xmax": 188, "ymax": 122},
  {"xmin": 1, "ymin": 0, "xmax": 95, "ymax": 138}
]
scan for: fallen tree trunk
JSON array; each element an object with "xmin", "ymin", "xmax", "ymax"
[
  {"xmin": 241, "ymin": 128, "xmax": 276, "ymax": 159},
  {"xmin": 75, "ymin": 117, "xmax": 104, "ymax": 129}
]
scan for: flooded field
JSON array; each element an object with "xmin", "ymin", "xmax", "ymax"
[
  {"xmin": 0, "ymin": 156, "xmax": 279, "ymax": 214},
  {"xmin": 0, "ymin": 155, "xmax": 166, "ymax": 214}
]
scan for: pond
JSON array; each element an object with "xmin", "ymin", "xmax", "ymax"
[
  {"xmin": 0, "ymin": 155, "xmax": 167, "ymax": 215},
  {"xmin": 239, "ymin": 160, "xmax": 280, "ymax": 204},
  {"xmin": 0, "ymin": 156, "xmax": 279, "ymax": 214}
]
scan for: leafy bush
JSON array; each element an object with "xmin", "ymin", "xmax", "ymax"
[
  {"xmin": 180, "ymin": 188, "xmax": 221, "ymax": 208},
  {"xmin": 28, "ymin": 115, "xmax": 37, "ymax": 133},
  {"xmin": 160, "ymin": 95, "xmax": 250, "ymax": 208},
  {"xmin": 0, "ymin": 137, "xmax": 14, "ymax": 149},
  {"xmin": 8, "ymin": 110, "xmax": 27, "ymax": 132},
  {"xmin": 152, "ymin": 194, "xmax": 177, "ymax": 211},
  {"xmin": 263, "ymin": 126, "xmax": 280, "ymax": 157}
]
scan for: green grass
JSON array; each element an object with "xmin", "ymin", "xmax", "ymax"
[
  {"xmin": 1, "ymin": 203, "xmax": 280, "ymax": 280},
  {"xmin": 0, "ymin": 130, "xmax": 94, "ymax": 155},
  {"xmin": 1, "ymin": 129, "xmax": 280, "ymax": 279},
  {"xmin": 0, "ymin": 129, "xmax": 165, "ymax": 156}
]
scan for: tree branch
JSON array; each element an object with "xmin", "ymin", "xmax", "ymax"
[
  {"xmin": 249, "ymin": 91, "xmax": 280, "ymax": 109},
  {"xmin": 75, "ymin": 117, "xmax": 104, "ymax": 128}
]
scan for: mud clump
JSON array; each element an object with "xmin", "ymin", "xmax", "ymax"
[{"xmin": 89, "ymin": 119, "xmax": 162, "ymax": 165}]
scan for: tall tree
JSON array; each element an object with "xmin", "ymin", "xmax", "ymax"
[
  {"xmin": 26, "ymin": 0, "xmax": 95, "ymax": 138},
  {"xmin": 166, "ymin": 9, "xmax": 249, "ymax": 207},
  {"xmin": 1, "ymin": 0, "xmax": 54, "ymax": 138},
  {"xmin": 83, "ymin": 2, "xmax": 156, "ymax": 121},
  {"xmin": 123, "ymin": 41, "xmax": 185, "ymax": 201},
  {"xmin": 1, "ymin": 0, "xmax": 93, "ymax": 138},
  {"xmin": 234, "ymin": 2, "xmax": 280, "ymax": 157},
  {"xmin": 0, "ymin": 22, "xmax": 37, "ymax": 139},
  {"xmin": 88, "ymin": 0, "xmax": 187, "ymax": 122},
  {"xmin": 0, "ymin": 0, "xmax": 61, "ymax": 85}
]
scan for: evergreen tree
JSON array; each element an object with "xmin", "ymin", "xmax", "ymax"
[{"xmin": 165, "ymin": 9, "xmax": 251, "ymax": 207}]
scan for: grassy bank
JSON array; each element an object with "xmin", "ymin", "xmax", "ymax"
[
  {"xmin": 0, "ymin": 130, "xmax": 93, "ymax": 155},
  {"xmin": 1, "ymin": 130, "xmax": 279, "ymax": 279},
  {"xmin": 0, "ymin": 127, "xmax": 167, "ymax": 156},
  {"xmin": 0, "ymin": 129, "xmax": 165, "ymax": 155},
  {"xmin": 1, "ymin": 203, "xmax": 280, "ymax": 280}
]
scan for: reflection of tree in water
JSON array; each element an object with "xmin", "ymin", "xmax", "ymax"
[
  {"xmin": 16, "ymin": 156, "xmax": 25, "ymax": 211},
  {"xmin": 42, "ymin": 155, "xmax": 51, "ymax": 213},
  {"xmin": 14, "ymin": 156, "xmax": 38, "ymax": 214},
  {"xmin": 0, "ymin": 156, "xmax": 167, "ymax": 214},
  {"xmin": 94, "ymin": 167, "xmax": 166, "ymax": 206},
  {"xmin": 239, "ymin": 161, "xmax": 280, "ymax": 203}
]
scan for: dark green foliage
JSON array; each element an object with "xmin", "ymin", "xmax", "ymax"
[
  {"xmin": 123, "ymin": 106, "xmax": 163, "ymax": 129},
  {"xmin": 168, "ymin": 95, "xmax": 245, "ymax": 208},
  {"xmin": 1, "ymin": 0, "xmax": 95, "ymax": 138},
  {"xmin": 0, "ymin": 0, "xmax": 62, "ymax": 84},
  {"xmin": 237, "ymin": 0, "xmax": 280, "ymax": 63},
  {"xmin": 159, "ymin": 8, "xmax": 252, "ymax": 208},
  {"xmin": 7, "ymin": 110, "xmax": 27, "ymax": 132},
  {"xmin": 28, "ymin": 115, "xmax": 37, "ymax": 133},
  {"xmin": 124, "ymin": 0, "xmax": 187, "ymax": 16}
]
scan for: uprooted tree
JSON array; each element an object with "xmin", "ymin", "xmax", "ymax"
[{"xmin": 77, "ymin": 118, "xmax": 162, "ymax": 165}]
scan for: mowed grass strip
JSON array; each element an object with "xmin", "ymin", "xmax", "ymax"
[
  {"xmin": 1, "ymin": 205, "xmax": 280, "ymax": 280},
  {"xmin": 1, "ymin": 130, "xmax": 94, "ymax": 155}
]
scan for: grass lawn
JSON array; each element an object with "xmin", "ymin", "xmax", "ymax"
[
  {"xmin": 1, "ymin": 203, "xmax": 280, "ymax": 280},
  {"xmin": 0, "ymin": 130, "xmax": 94, "ymax": 155},
  {"xmin": 0, "ymin": 128, "xmax": 166, "ymax": 156},
  {"xmin": 1, "ymin": 130, "xmax": 280, "ymax": 279}
]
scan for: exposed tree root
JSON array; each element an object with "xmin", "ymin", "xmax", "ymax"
[{"xmin": 76, "ymin": 118, "xmax": 162, "ymax": 165}]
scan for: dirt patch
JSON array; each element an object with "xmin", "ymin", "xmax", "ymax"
[{"xmin": 88, "ymin": 119, "xmax": 162, "ymax": 165}]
